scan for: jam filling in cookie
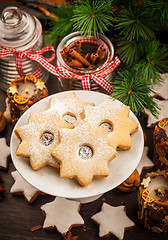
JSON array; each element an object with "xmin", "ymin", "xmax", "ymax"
[
  {"xmin": 100, "ymin": 122, "xmax": 113, "ymax": 133},
  {"xmin": 40, "ymin": 132, "xmax": 54, "ymax": 146},
  {"xmin": 63, "ymin": 113, "xmax": 77, "ymax": 125},
  {"xmin": 78, "ymin": 145, "xmax": 93, "ymax": 160}
]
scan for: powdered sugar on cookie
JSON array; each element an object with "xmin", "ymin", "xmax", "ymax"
[
  {"xmin": 41, "ymin": 197, "xmax": 84, "ymax": 234},
  {"xmin": 84, "ymin": 98, "xmax": 138, "ymax": 150},
  {"xmin": 51, "ymin": 120, "xmax": 117, "ymax": 186},
  {"xmin": 15, "ymin": 112, "xmax": 72, "ymax": 170},
  {"xmin": 49, "ymin": 92, "xmax": 94, "ymax": 126}
]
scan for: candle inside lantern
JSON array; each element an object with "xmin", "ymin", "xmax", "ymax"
[
  {"xmin": 148, "ymin": 176, "xmax": 168, "ymax": 202},
  {"xmin": 17, "ymin": 81, "xmax": 37, "ymax": 97}
]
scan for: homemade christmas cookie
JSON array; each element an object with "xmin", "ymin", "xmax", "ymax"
[
  {"xmin": 84, "ymin": 98, "xmax": 138, "ymax": 150},
  {"xmin": 51, "ymin": 120, "xmax": 117, "ymax": 186},
  {"xmin": 0, "ymin": 138, "xmax": 11, "ymax": 170},
  {"xmin": 10, "ymin": 170, "xmax": 44, "ymax": 203},
  {"xmin": 91, "ymin": 202, "xmax": 135, "ymax": 239},
  {"xmin": 41, "ymin": 197, "xmax": 84, "ymax": 235},
  {"xmin": 49, "ymin": 92, "xmax": 94, "ymax": 126},
  {"xmin": 136, "ymin": 146, "xmax": 154, "ymax": 175},
  {"xmin": 146, "ymin": 99, "xmax": 168, "ymax": 127},
  {"xmin": 15, "ymin": 111, "xmax": 72, "ymax": 170},
  {"xmin": 151, "ymin": 73, "xmax": 168, "ymax": 100}
]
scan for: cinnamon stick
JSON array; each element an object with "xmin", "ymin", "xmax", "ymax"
[
  {"xmin": 96, "ymin": 44, "xmax": 106, "ymax": 63},
  {"xmin": 60, "ymin": 50, "xmax": 69, "ymax": 59},
  {"xmin": 67, "ymin": 58, "xmax": 84, "ymax": 68},
  {"xmin": 63, "ymin": 46, "xmax": 70, "ymax": 54},
  {"xmin": 75, "ymin": 41, "xmax": 82, "ymax": 53},
  {"xmin": 90, "ymin": 53, "xmax": 98, "ymax": 65},
  {"xmin": 69, "ymin": 49, "xmax": 91, "ymax": 67},
  {"xmin": 85, "ymin": 53, "xmax": 90, "ymax": 61}
]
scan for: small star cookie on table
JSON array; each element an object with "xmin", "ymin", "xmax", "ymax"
[
  {"xmin": 136, "ymin": 146, "xmax": 154, "ymax": 175},
  {"xmin": 10, "ymin": 170, "xmax": 44, "ymax": 203},
  {"xmin": 51, "ymin": 120, "xmax": 117, "ymax": 186},
  {"xmin": 0, "ymin": 138, "xmax": 10, "ymax": 170},
  {"xmin": 91, "ymin": 202, "xmax": 135, "ymax": 240},
  {"xmin": 40, "ymin": 197, "xmax": 84, "ymax": 235},
  {"xmin": 146, "ymin": 99, "xmax": 168, "ymax": 127},
  {"xmin": 84, "ymin": 98, "xmax": 138, "ymax": 150},
  {"xmin": 49, "ymin": 92, "xmax": 94, "ymax": 126},
  {"xmin": 15, "ymin": 111, "xmax": 72, "ymax": 170}
]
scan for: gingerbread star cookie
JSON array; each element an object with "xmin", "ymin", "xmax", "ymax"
[
  {"xmin": 91, "ymin": 203, "xmax": 135, "ymax": 240},
  {"xmin": 41, "ymin": 197, "xmax": 84, "ymax": 235},
  {"xmin": 84, "ymin": 98, "xmax": 138, "ymax": 150},
  {"xmin": 146, "ymin": 99, "xmax": 168, "ymax": 127},
  {"xmin": 136, "ymin": 146, "xmax": 154, "ymax": 175},
  {"xmin": 51, "ymin": 120, "xmax": 117, "ymax": 186},
  {"xmin": 15, "ymin": 111, "xmax": 72, "ymax": 170},
  {"xmin": 49, "ymin": 92, "xmax": 94, "ymax": 127},
  {"xmin": 10, "ymin": 170, "xmax": 44, "ymax": 203},
  {"xmin": 0, "ymin": 138, "xmax": 10, "ymax": 170}
]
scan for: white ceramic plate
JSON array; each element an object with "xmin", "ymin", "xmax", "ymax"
[{"xmin": 10, "ymin": 90, "xmax": 144, "ymax": 200}]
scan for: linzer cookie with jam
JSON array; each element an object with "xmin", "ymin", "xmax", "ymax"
[
  {"xmin": 137, "ymin": 170, "xmax": 168, "ymax": 233},
  {"xmin": 153, "ymin": 118, "xmax": 168, "ymax": 170},
  {"xmin": 84, "ymin": 98, "xmax": 138, "ymax": 150},
  {"xmin": 4, "ymin": 75, "xmax": 48, "ymax": 125},
  {"xmin": 48, "ymin": 92, "xmax": 94, "ymax": 127},
  {"xmin": 51, "ymin": 120, "xmax": 117, "ymax": 187},
  {"xmin": 15, "ymin": 111, "xmax": 72, "ymax": 170}
]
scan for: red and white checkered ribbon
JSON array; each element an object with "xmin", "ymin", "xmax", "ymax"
[
  {"xmin": 0, "ymin": 44, "xmax": 56, "ymax": 78},
  {"xmin": 0, "ymin": 44, "xmax": 120, "ymax": 94}
]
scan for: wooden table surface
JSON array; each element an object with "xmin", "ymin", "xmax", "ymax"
[
  {"xmin": 0, "ymin": 2, "xmax": 168, "ymax": 240},
  {"xmin": 0, "ymin": 74, "xmax": 168, "ymax": 240}
]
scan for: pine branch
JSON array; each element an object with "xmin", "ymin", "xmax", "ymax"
[
  {"xmin": 117, "ymin": 37, "xmax": 140, "ymax": 64},
  {"xmin": 111, "ymin": 70, "xmax": 159, "ymax": 117},
  {"xmin": 115, "ymin": 3, "xmax": 156, "ymax": 41},
  {"xmin": 132, "ymin": 40, "xmax": 168, "ymax": 84},
  {"xmin": 71, "ymin": 0, "xmax": 114, "ymax": 38},
  {"xmin": 145, "ymin": 0, "xmax": 168, "ymax": 26},
  {"xmin": 45, "ymin": 5, "xmax": 74, "ymax": 45}
]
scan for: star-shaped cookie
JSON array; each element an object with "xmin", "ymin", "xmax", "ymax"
[
  {"xmin": 10, "ymin": 170, "xmax": 44, "ymax": 203},
  {"xmin": 91, "ymin": 203, "xmax": 135, "ymax": 239},
  {"xmin": 51, "ymin": 120, "xmax": 117, "ymax": 186},
  {"xmin": 15, "ymin": 111, "xmax": 72, "ymax": 170},
  {"xmin": 49, "ymin": 92, "xmax": 94, "ymax": 126},
  {"xmin": 146, "ymin": 99, "xmax": 168, "ymax": 127},
  {"xmin": 151, "ymin": 73, "xmax": 168, "ymax": 100},
  {"xmin": 84, "ymin": 98, "xmax": 138, "ymax": 150},
  {"xmin": 141, "ymin": 176, "xmax": 151, "ymax": 188},
  {"xmin": 136, "ymin": 147, "xmax": 154, "ymax": 175},
  {"xmin": 41, "ymin": 197, "xmax": 84, "ymax": 235},
  {"xmin": 0, "ymin": 138, "xmax": 10, "ymax": 170}
]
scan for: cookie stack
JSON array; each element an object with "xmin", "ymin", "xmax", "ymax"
[{"xmin": 15, "ymin": 92, "xmax": 138, "ymax": 187}]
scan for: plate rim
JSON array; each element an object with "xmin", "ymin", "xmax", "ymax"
[{"xmin": 10, "ymin": 90, "xmax": 144, "ymax": 199}]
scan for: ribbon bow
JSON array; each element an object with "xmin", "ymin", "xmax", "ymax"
[{"xmin": 0, "ymin": 44, "xmax": 120, "ymax": 94}]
